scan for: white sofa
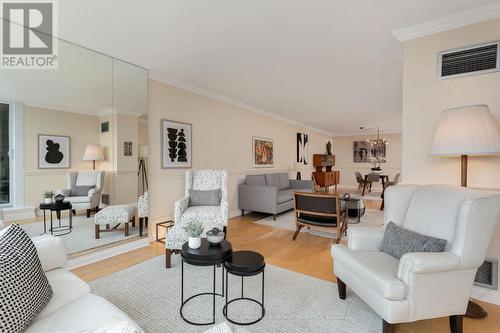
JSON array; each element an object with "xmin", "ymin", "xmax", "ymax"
[
  {"xmin": 25, "ymin": 235, "xmax": 142, "ymax": 333},
  {"xmin": 332, "ymin": 185, "xmax": 500, "ymax": 333},
  {"xmin": 57, "ymin": 171, "xmax": 105, "ymax": 218}
]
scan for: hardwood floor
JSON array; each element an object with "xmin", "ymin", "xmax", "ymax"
[{"xmin": 72, "ymin": 209, "xmax": 500, "ymax": 333}]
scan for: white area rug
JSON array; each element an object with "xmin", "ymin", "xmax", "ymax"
[
  {"xmin": 20, "ymin": 214, "xmax": 147, "ymax": 254},
  {"xmin": 90, "ymin": 256, "xmax": 381, "ymax": 333},
  {"xmin": 255, "ymin": 209, "xmax": 384, "ymax": 238}
]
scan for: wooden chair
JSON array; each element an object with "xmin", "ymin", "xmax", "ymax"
[{"xmin": 292, "ymin": 191, "xmax": 348, "ymax": 243}]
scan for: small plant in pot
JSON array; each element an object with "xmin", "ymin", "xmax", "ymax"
[
  {"xmin": 43, "ymin": 191, "xmax": 54, "ymax": 204},
  {"xmin": 183, "ymin": 220, "xmax": 204, "ymax": 249}
]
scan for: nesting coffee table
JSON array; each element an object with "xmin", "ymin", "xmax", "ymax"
[{"xmin": 39, "ymin": 202, "xmax": 73, "ymax": 236}]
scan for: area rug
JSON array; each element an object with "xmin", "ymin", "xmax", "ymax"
[
  {"xmin": 255, "ymin": 209, "xmax": 383, "ymax": 238},
  {"xmin": 20, "ymin": 215, "xmax": 146, "ymax": 254},
  {"xmin": 90, "ymin": 255, "xmax": 381, "ymax": 333}
]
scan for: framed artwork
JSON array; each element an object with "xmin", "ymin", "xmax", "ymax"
[
  {"xmin": 101, "ymin": 121, "xmax": 109, "ymax": 133},
  {"xmin": 161, "ymin": 119, "xmax": 192, "ymax": 168},
  {"xmin": 296, "ymin": 133, "xmax": 308, "ymax": 165},
  {"xmin": 353, "ymin": 140, "xmax": 386, "ymax": 163},
  {"xmin": 38, "ymin": 134, "xmax": 70, "ymax": 169},
  {"xmin": 124, "ymin": 142, "xmax": 132, "ymax": 156},
  {"xmin": 253, "ymin": 136, "xmax": 274, "ymax": 168}
]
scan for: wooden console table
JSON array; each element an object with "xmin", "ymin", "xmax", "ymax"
[{"xmin": 312, "ymin": 154, "xmax": 340, "ymax": 193}]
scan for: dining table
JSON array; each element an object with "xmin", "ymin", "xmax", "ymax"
[{"xmin": 362, "ymin": 173, "xmax": 389, "ymax": 197}]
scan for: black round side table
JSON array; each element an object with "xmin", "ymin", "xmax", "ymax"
[
  {"xmin": 180, "ymin": 238, "xmax": 232, "ymax": 326},
  {"xmin": 39, "ymin": 202, "xmax": 73, "ymax": 236},
  {"xmin": 223, "ymin": 250, "xmax": 265, "ymax": 325}
]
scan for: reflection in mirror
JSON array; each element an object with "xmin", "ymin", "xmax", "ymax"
[{"xmin": 0, "ymin": 36, "xmax": 148, "ymax": 256}]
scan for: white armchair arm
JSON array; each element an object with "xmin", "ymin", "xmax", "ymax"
[
  {"xmin": 31, "ymin": 235, "xmax": 67, "ymax": 272},
  {"xmin": 174, "ymin": 196, "xmax": 190, "ymax": 223},
  {"xmin": 397, "ymin": 252, "xmax": 460, "ymax": 285},
  {"xmin": 347, "ymin": 226, "xmax": 384, "ymax": 251},
  {"xmin": 88, "ymin": 187, "xmax": 102, "ymax": 207}
]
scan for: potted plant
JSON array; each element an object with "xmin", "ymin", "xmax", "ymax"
[
  {"xmin": 43, "ymin": 191, "xmax": 54, "ymax": 204},
  {"xmin": 183, "ymin": 220, "xmax": 204, "ymax": 249}
]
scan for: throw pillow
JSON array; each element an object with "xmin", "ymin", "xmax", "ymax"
[
  {"xmin": 0, "ymin": 224, "xmax": 53, "ymax": 333},
  {"xmin": 379, "ymin": 222, "xmax": 447, "ymax": 259},
  {"xmin": 189, "ymin": 189, "xmax": 222, "ymax": 207},
  {"xmin": 72, "ymin": 185, "xmax": 96, "ymax": 196}
]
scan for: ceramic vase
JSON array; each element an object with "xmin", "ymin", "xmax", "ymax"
[{"xmin": 188, "ymin": 237, "xmax": 201, "ymax": 249}]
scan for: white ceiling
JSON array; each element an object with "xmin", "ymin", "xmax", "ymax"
[{"xmin": 45, "ymin": 1, "xmax": 500, "ymax": 133}]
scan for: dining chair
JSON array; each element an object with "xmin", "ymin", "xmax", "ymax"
[{"xmin": 354, "ymin": 171, "xmax": 369, "ymax": 194}]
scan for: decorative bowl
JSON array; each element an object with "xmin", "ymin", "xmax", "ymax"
[
  {"xmin": 206, "ymin": 227, "xmax": 224, "ymax": 245},
  {"xmin": 54, "ymin": 194, "xmax": 65, "ymax": 203}
]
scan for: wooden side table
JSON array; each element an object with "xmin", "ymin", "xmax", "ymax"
[{"xmin": 155, "ymin": 220, "xmax": 174, "ymax": 243}]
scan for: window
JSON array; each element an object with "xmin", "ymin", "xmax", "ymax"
[{"xmin": 0, "ymin": 103, "xmax": 9, "ymax": 204}]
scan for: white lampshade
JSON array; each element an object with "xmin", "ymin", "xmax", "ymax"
[
  {"xmin": 429, "ymin": 105, "xmax": 500, "ymax": 156},
  {"xmin": 139, "ymin": 145, "xmax": 148, "ymax": 158},
  {"xmin": 83, "ymin": 144, "xmax": 104, "ymax": 161}
]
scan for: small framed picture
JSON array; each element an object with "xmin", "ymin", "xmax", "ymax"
[
  {"xmin": 124, "ymin": 142, "xmax": 132, "ymax": 156},
  {"xmin": 38, "ymin": 134, "xmax": 70, "ymax": 169},
  {"xmin": 161, "ymin": 119, "xmax": 192, "ymax": 169},
  {"xmin": 101, "ymin": 121, "xmax": 109, "ymax": 133},
  {"xmin": 253, "ymin": 136, "xmax": 274, "ymax": 168}
]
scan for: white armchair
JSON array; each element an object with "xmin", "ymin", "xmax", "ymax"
[
  {"xmin": 332, "ymin": 185, "xmax": 500, "ymax": 333},
  {"xmin": 165, "ymin": 170, "xmax": 228, "ymax": 268},
  {"xmin": 56, "ymin": 171, "xmax": 105, "ymax": 218}
]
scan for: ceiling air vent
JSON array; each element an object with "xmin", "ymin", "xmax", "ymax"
[
  {"xmin": 474, "ymin": 257, "xmax": 498, "ymax": 290},
  {"xmin": 438, "ymin": 41, "xmax": 499, "ymax": 80}
]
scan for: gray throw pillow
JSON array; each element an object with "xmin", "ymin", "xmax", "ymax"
[
  {"xmin": 72, "ymin": 185, "xmax": 96, "ymax": 196},
  {"xmin": 379, "ymin": 222, "xmax": 447, "ymax": 259},
  {"xmin": 189, "ymin": 189, "xmax": 222, "ymax": 207}
]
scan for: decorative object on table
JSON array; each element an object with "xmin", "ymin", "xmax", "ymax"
[
  {"xmin": 123, "ymin": 141, "xmax": 133, "ymax": 156},
  {"xmin": 165, "ymin": 170, "xmax": 228, "ymax": 268},
  {"xmin": 56, "ymin": 171, "xmax": 104, "ymax": 218},
  {"xmin": 180, "ymin": 239, "xmax": 233, "ymax": 325},
  {"xmin": 43, "ymin": 191, "xmax": 54, "ymax": 204},
  {"xmin": 253, "ymin": 136, "xmax": 274, "ymax": 167},
  {"xmin": 38, "ymin": 134, "xmax": 70, "ymax": 169},
  {"xmin": 183, "ymin": 220, "xmax": 204, "ymax": 249},
  {"xmin": 155, "ymin": 220, "xmax": 174, "ymax": 243},
  {"xmin": 39, "ymin": 201, "xmax": 73, "ymax": 235},
  {"xmin": 326, "ymin": 140, "xmax": 333, "ymax": 155},
  {"xmin": 206, "ymin": 227, "xmax": 224, "ymax": 245},
  {"xmin": 138, "ymin": 145, "xmax": 148, "ymax": 193},
  {"xmin": 354, "ymin": 127, "xmax": 387, "ymax": 167},
  {"xmin": 296, "ymin": 133, "xmax": 308, "ymax": 165},
  {"xmin": 223, "ymin": 250, "xmax": 266, "ymax": 325},
  {"xmin": 53, "ymin": 193, "xmax": 65, "ymax": 203},
  {"xmin": 100, "ymin": 121, "xmax": 109, "ymax": 133},
  {"xmin": 312, "ymin": 154, "xmax": 339, "ymax": 193},
  {"xmin": 332, "ymin": 185, "xmax": 500, "ymax": 333},
  {"xmin": 429, "ymin": 104, "xmax": 500, "ymax": 319},
  {"xmin": 161, "ymin": 119, "xmax": 192, "ymax": 168},
  {"xmin": 83, "ymin": 144, "xmax": 104, "ymax": 170}
]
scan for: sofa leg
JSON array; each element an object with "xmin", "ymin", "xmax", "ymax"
[
  {"xmin": 241, "ymin": 209, "xmax": 244, "ymax": 216},
  {"xmin": 145, "ymin": 217, "xmax": 148, "ymax": 227},
  {"xmin": 132, "ymin": 217, "xmax": 136, "ymax": 228},
  {"xmin": 273, "ymin": 214, "xmax": 276, "ymax": 221},
  {"xmin": 86, "ymin": 209, "xmax": 91, "ymax": 218},
  {"xmin": 449, "ymin": 315, "xmax": 463, "ymax": 333},
  {"xmin": 382, "ymin": 320, "xmax": 395, "ymax": 333},
  {"xmin": 165, "ymin": 249, "xmax": 172, "ymax": 268},
  {"xmin": 337, "ymin": 278, "xmax": 346, "ymax": 300},
  {"xmin": 139, "ymin": 218, "xmax": 143, "ymax": 237},
  {"xmin": 124, "ymin": 222, "xmax": 129, "ymax": 237},
  {"xmin": 95, "ymin": 225, "xmax": 100, "ymax": 239}
]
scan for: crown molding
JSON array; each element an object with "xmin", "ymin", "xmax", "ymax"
[
  {"xmin": 393, "ymin": 3, "xmax": 500, "ymax": 42},
  {"xmin": 148, "ymin": 71, "xmax": 333, "ymax": 137}
]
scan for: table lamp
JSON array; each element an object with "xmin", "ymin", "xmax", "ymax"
[
  {"xmin": 429, "ymin": 104, "xmax": 500, "ymax": 318},
  {"xmin": 83, "ymin": 144, "xmax": 104, "ymax": 170}
]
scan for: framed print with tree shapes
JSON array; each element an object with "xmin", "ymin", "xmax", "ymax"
[
  {"xmin": 38, "ymin": 134, "xmax": 70, "ymax": 169},
  {"xmin": 253, "ymin": 136, "xmax": 274, "ymax": 168},
  {"xmin": 296, "ymin": 132, "xmax": 308, "ymax": 165},
  {"xmin": 161, "ymin": 119, "xmax": 192, "ymax": 168}
]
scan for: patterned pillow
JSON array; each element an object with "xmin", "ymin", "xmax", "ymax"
[{"xmin": 0, "ymin": 225, "xmax": 53, "ymax": 333}]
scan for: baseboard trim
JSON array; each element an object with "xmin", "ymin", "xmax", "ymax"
[
  {"xmin": 3, "ymin": 207, "xmax": 36, "ymax": 221},
  {"xmin": 67, "ymin": 238, "xmax": 150, "ymax": 270}
]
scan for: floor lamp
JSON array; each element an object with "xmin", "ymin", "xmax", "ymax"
[
  {"xmin": 138, "ymin": 145, "xmax": 148, "ymax": 194},
  {"xmin": 83, "ymin": 144, "xmax": 104, "ymax": 170},
  {"xmin": 430, "ymin": 104, "xmax": 500, "ymax": 319}
]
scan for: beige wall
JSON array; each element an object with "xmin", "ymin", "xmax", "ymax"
[
  {"xmin": 402, "ymin": 18, "xmax": 500, "ymax": 284},
  {"xmin": 148, "ymin": 79, "xmax": 332, "ymax": 232},
  {"xmin": 24, "ymin": 106, "xmax": 100, "ymax": 207},
  {"xmin": 332, "ymin": 133, "xmax": 402, "ymax": 189}
]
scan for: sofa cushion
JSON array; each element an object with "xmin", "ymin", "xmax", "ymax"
[
  {"xmin": 379, "ymin": 222, "xmax": 447, "ymax": 259},
  {"xmin": 332, "ymin": 245, "xmax": 406, "ymax": 300},
  {"xmin": 278, "ymin": 173, "xmax": 290, "ymax": 190},
  {"xmin": 278, "ymin": 189, "xmax": 293, "ymax": 204},
  {"xmin": 37, "ymin": 269, "xmax": 91, "ymax": 320},
  {"xmin": 66, "ymin": 196, "xmax": 92, "ymax": 203},
  {"xmin": 72, "ymin": 185, "xmax": 95, "ymax": 196},
  {"xmin": 0, "ymin": 225, "xmax": 53, "ymax": 333},
  {"xmin": 189, "ymin": 189, "xmax": 222, "ymax": 207},
  {"xmin": 245, "ymin": 175, "xmax": 266, "ymax": 186},
  {"xmin": 265, "ymin": 174, "xmax": 280, "ymax": 188},
  {"xmin": 25, "ymin": 294, "xmax": 141, "ymax": 333}
]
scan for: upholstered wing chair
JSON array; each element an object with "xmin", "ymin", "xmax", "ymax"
[
  {"xmin": 138, "ymin": 191, "xmax": 148, "ymax": 227},
  {"xmin": 332, "ymin": 185, "xmax": 500, "ymax": 333},
  {"xmin": 56, "ymin": 171, "xmax": 105, "ymax": 217},
  {"xmin": 165, "ymin": 170, "xmax": 228, "ymax": 268}
]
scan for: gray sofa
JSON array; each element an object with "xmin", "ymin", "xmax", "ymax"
[{"xmin": 238, "ymin": 173, "xmax": 313, "ymax": 220}]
